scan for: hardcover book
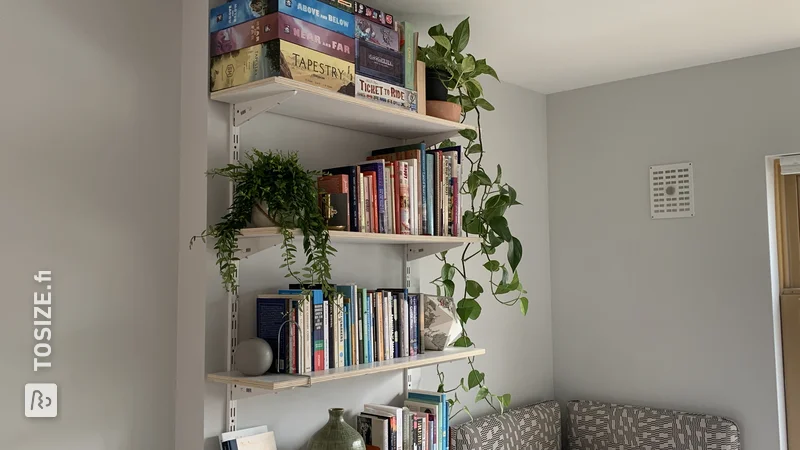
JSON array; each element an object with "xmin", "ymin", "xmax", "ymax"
[
  {"xmin": 356, "ymin": 40, "xmax": 405, "ymax": 87},
  {"xmin": 355, "ymin": 75, "xmax": 418, "ymax": 112},
  {"xmin": 210, "ymin": 0, "xmax": 355, "ymax": 37},
  {"xmin": 398, "ymin": 22, "xmax": 417, "ymax": 90},
  {"xmin": 353, "ymin": 2, "xmax": 393, "ymax": 27},
  {"xmin": 369, "ymin": 143, "xmax": 427, "ymax": 235},
  {"xmin": 357, "ymin": 415, "xmax": 389, "ymax": 450},
  {"xmin": 356, "ymin": 17, "xmax": 400, "ymax": 52},
  {"xmin": 210, "ymin": 40, "xmax": 356, "ymax": 94},
  {"xmin": 357, "ymin": 160, "xmax": 387, "ymax": 234}
]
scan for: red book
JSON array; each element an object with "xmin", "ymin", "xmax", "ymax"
[{"xmin": 364, "ymin": 171, "xmax": 379, "ymax": 233}]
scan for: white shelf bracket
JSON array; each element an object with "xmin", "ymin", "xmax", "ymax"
[
  {"xmin": 235, "ymin": 235, "xmax": 284, "ymax": 259},
  {"xmin": 231, "ymin": 385, "xmax": 277, "ymax": 401},
  {"xmin": 407, "ymin": 242, "xmax": 467, "ymax": 261},
  {"xmin": 233, "ymin": 91, "xmax": 298, "ymax": 127}
]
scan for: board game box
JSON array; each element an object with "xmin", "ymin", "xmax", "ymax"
[
  {"xmin": 355, "ymin": 17, "xmax": 399, "ymax": 52},
  {"xmin": 355, "ymin": 75, "xmax": 417, "ymax": 112},
  {"xmin": 356, "ymin": 40, "xmax": 404, "ymax": 87},
  {"xmin": 210, "ymin": 40, "xmax": 355, "ymax": 94},
  {"xmin": 210, "ymin": 0, "xmax": 355, "ymax": 37},
  {"xmin": 353, "ymin": 2, "xmax": 393, "ymax": 28},
  {"xmin": 211, "ymin": 13, "xmax": 355, "ymax": 62},
  {"xmin": 319, "ymin": 0, "xmax": 353, "ymax": 13}
]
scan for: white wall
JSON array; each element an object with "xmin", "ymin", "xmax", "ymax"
[
  {"xmin": 548, "ymin": 48, "xmax": 800, "ymax": 449},
  {"xmin": 0, "ymin": 1, "xmax": 182, "ymax": 449},
  {"xmin": 203, "ymin": 79, "xmax": 551, "ymax": 448}
]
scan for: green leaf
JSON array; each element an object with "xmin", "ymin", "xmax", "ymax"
[
  {"xmin": 463, "ymin": 210, "xmax": 482, "ymax": 234},
  {"xmin": 484, "ymin": 195, "xmax": 510, "ymax": 219},
  {"xmin": 432, "ymin": 35, "xmax": 451, "ymax": 51},
  {"xmin": 466, "ymin": 280, "xmax": 484, "ymax": 297},
  {"xmin": 466, "ymin": 174, "xmax": 480, "ymax": 198},
  {"xmin": 507, "ymin": 185, "xmax": 521, "ymax": 205},
  {"xmin": 453, "ymin": 335, "xmax": 473, "ymax": 347},
  {"xmin": 520, "ymin": 297, "xmax": 529, "ymax": 316},
  {"xmin": 428, "ymin": 24, "xmax": 445, "ymax": 37},
  {"xmin": 443, "ymin": 279, "xmax": 455, "ymax": 297},
  {"xmin": 495, "ymin": 164, "xmax": 502, "ymax": 184},
  {"xmin": 489, "ymin": 216, "xmax": 512, "ymax": 242},
  {"xmin": 457, "ymin": 298, "xmax": 482, "ymax": 322},
  {"xmin": 467, "ymin": 369, "xmax": 484, "ymax": 389},
  {"xmin": 483, "ymin": 260, "xmax": 500, "ymax": 272},
  {"xmin": 507, "ymin": 271, "xmax": 520, "ymax": 292},
  {"xmin": 461, "ymin": 55, "xmax": 476, "ymax": 74},
  {"xmin": 475, "ymin": 387, "xmax": 490, "ymax": 402},
  {"xmin": 459, "ymin": 128, "xmax": 478, "ymax": 141},
  {"xmin": 465, "ymin": 78, "xmax": 482, "ymax": 98},
  {"xmin": 467, "ymin": 144, "xmax": 483, "ymax": 155},
  {"xmin": 474, "ymin": 170, "xmax": 492, "ymax": 186},
  {"xmin": 487, "ymin": 232, "xmax": 504, "ymax": 248},
  {"xmin": 501, "ymin": 265, "xmax": 510, "ymax": 285},
  {"xmin": 498, "ymin": 393, "xmax": 511, "ymax": 409},
  {"xmin": 441, "ymin": 263, "xmax": 455, "ymax": 281},
  {"xmin": 476, "ymin": 98, "xmax": 495, "ymax": 111},
  {"xmin": 508, "ymin": 237, "xmax": 523, "ymax": 272},
  {"xmin": 438, "ymin": 383, "xmax": 445, "ymax": 393},
  {"xmin": 481, "ymin": 243, "xmax": 496, "ymax": 255},
  {"xmin": 452, "ymin": 18, "xmax": 471, "ymax": 53}
]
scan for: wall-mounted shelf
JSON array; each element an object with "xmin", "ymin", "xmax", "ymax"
[
  {"xmin": 208, "ymin": 347, "xmax": 485, "ymax": 397},
  {"xmin": 211, "ymin": 77, "xmax": 474, "ymax": 142},
  {"xmin": 236, "ymin": 227, "xmax": 480, "ymax": 259}
]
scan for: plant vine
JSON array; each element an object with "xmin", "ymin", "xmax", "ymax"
[
  {"xmin": 419, "ymin": 18, "xmax": 528, "ymax": 417},
  {"xmin": 190, "ymin": 149, "xmax": 336, "ymax": 297}
]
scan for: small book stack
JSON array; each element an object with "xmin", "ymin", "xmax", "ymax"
[
  {"xmin": 256, "ymin": 284, "xmax": 426, "ymax": 375},
  {"xmin": 320, "ymin": 144, "xmax": 462, "ymax": 236},
  {"xmin": 356, "ymin": 391, "xmax": 449, "ymax": 450},
  {"xmin": 219, "ymin": 426, "xmax": 277, "ymax": 450}
]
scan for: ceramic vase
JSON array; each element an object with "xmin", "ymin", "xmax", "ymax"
[{"xmin": 306, "ymin": 408, "xmax": 366, "ymax": 450}]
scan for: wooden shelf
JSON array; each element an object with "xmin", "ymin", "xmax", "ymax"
[
  {"xmin": 236, "ymin": 227, "xmax": 480, "ymax": 259},
  {"xmin": 208, "ymin": 347, "xmax": 485, "ymax": 393},
  {"xmin": 210, "ymin": 77, "xmax": 474, "ymax": 141}
]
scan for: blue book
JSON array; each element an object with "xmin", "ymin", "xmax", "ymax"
[
  {"xmin": 280, "ymin": 289, "xmax": 325, "ymax": 371},
  {"xmin": 337, "ymin": 285, "xmax": 359, "ymax": 366},
  {"xmin": 210, "ymin": 0, "xmax": 355, "ymax": 37},
  {"xmin": 361, "ymin": 289, "xmax": 372, "ymax": 363},
  {"xmin": 358, "ymin": 160, "xmax": 387, "ymax": 233},
  {"xmin": 256, "ymin": 295, "xmax": 293, "ymax": 373}
]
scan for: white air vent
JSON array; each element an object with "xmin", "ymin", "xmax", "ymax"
[{"xmin": 650, "ymin": 162, "xmax": 694, "ymax": 219}]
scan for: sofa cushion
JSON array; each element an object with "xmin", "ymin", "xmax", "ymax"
[
  {"xmin": 567, "ymin": 400, "xmax": 741, "ymax": 450},
  {"xmin": 449, "ymin": 400, "xmax": 561, "ymax": 450}
]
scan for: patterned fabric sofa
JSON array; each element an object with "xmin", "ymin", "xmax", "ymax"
[
  {"xmin": 449, "ymin": 400, "xmax": 561, "ymax": 450},
  {"xmin": 566, "ymin": 400, "xmax": 741, "ymax": 450}
]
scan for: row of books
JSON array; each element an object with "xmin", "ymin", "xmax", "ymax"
[
  {"xmin": 256, "ymin": 285, "xmax": 428, "ymax": 374},
  {"xmin": 320, "ymin": 143, "xmax": 463, "ymax": 236},
  {"xmin": 358, "ymin": 392, "xmax": 450, "ymax": 450}
]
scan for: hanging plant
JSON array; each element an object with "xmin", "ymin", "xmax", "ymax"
[
  {"xmin": 191, "ymin": 149, "xmax": 336, "ymax": 296},
  {"xmin": 419, "ymin": 18, "xmax": 527, "ymax": 418}
]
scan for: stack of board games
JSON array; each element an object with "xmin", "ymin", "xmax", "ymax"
[
  {"xmin": 209, "ymin": 0, "xmax": 357, "ymax": 95},
  {"xmin": 255, "ymin": 284, "xmax": 427, "ymax": 376},
  {"xmin": 357, "ymin": 393, "xmax": 449, "ymax": 450},
  {"xmin": 323, "ymin": 143, "xmax": 461, "ymax": 237},
  {"xmin": 352, "ymin": 2, "xmax": 421, "ymax": 113}
]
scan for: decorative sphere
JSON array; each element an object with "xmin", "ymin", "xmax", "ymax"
[{"xmin": 235, "ymin": 338, "xmax": 273, "ymax": 376}]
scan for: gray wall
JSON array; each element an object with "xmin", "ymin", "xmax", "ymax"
[
  {"xmin": 0, "ymin": 1, "xmax": 182, "ymax": 449},
  {"xmin": 548, "ymin": 48, "xmax": 800, "ymax": 449},
  {"xmin": 203, "ymin": 79, "xmax": 552, "ymax": 449}
]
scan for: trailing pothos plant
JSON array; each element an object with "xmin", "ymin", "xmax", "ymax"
[
  {"xmin": 419, "ymin": 18, "xmax": 527, "ymax": 419},
  {"xmin": 191, "ymin": 149, "xmax": 336, "ymax": 297}
]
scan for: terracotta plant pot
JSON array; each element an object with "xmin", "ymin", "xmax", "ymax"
[{"xmin": 426, "ymin": 101, "xmax": 462, "ymax": 122}]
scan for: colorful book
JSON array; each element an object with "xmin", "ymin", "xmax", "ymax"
[
  {"xmin": 364, "ymin": 404, "xmax": 403, "ymax": 450},
  {"xmin": 369, "ymin": 144, "xmax": 426, "ymax": 235},
  {"xmin": 406, "ymin": 391, "xmax": 447, "ymax": 450},
  {"xmin": 359, "ymin": 172, "xmax": 367, "ymax": 232},
  {"xmin": 398, "ymin": 22, "xmax": 416, "ymax": 90},
  {"xmin": 325, "ymin": 166, "xmax": 361, "ymax": 232},
  {"xmin": 398, "ymin": 162, "xmax": 411, "ymax": 234},
  {"xmin": 357, "ymin": 414, "xmax": 389, "ymax": 450},
  {"xmin": 279, "ymin": 288, "xmax": 324, "ymax": 371},
  {"xmin": 364, "ymin": 172, "xmax": 375, "ymax": 232},
  {"xmin": 358, "ymin": 160, "xmax": 387, "ymax": 233}
]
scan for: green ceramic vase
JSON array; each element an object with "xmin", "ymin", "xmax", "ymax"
[{"xmin": 306, "ymin": 408, "xmax": 366, "ymax": 450}]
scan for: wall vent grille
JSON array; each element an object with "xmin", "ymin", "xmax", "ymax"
[{"xmin": 650, "ymin": 162, "xmax": 694, "ymax": 219}]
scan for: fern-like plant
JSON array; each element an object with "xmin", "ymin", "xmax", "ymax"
[{"xmin": 191, "ymin": 149, "xmax": 335, "ymax": 296}]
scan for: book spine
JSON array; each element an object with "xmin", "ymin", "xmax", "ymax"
[
  {"xmin": 361, "ymin": 290, "xmax": 369, "ymax": 363},
  {"xmin": 399, "ymin": 162, "xmax": 411, "ymax": 234},
  {"xmin": 323, "ymin": 299, "xmax": 330, "ymax": 369},
  {"xmin": 375, "ymin": 292, "xmax": 383, "ymax": 361},
  {"xmin": 420, "ymin": 147, "xmax": 428, "ymax": 236},
  {"xmin": 392, "ymin": 293, "xmax": 400, "ymax": 358},
  {"xmin": 385, "ymin": 164, "xmax": 395, "ymax": 234},
  {"xmin": 359, "ymin": 173, "xmax": 366, "ymax": 232},
  {"xmin": 343, "ymin": 303, "xmax": 349, "ymax": 367},
  {"xmin": 338, "ymin": 296, "xmax": 346, "ymax": 368},
  {"xmin": 389, "ymin": 417, "xmax": 397, "ymax": 450},
  {"xmin": 419, "ymin": 295, "xmax": 426, "ymax": 354},
  {"xmin": 290, "ymin": 305, "xmax": 297, "ymax": 373},
  {"xmin": 401, "ymin": 294, "xmax": 409, "ymax": 357},
  {"xmin": 401, "ymin": 22, "xmax": 416, "ymax": 90}
]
